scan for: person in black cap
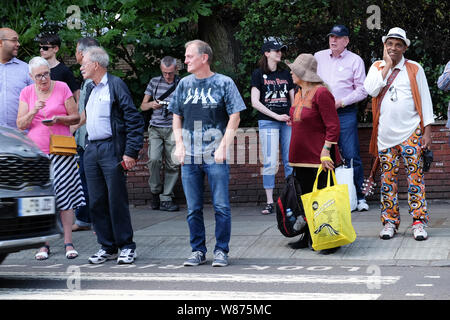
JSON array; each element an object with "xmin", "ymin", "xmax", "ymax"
[
  {"xmin": 314, "ymin": 25, "xmax": 369, "ymax": 212},
  {"xmin": 251, "ymin": 40, "xmax": 295, "ymax": 215}
]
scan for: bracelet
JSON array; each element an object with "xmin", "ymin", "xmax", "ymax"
[
  {"xmin": 320, "ymin": 156, "xmax": 333, "ymax": 162},
  {"xmin": 323, "ymin": 145, "xmax": 331, "ymax": 151}
]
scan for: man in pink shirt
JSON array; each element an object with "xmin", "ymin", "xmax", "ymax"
[{"xmin": 314, "ymin": 25, "xmax": 369, "ymax": 211}]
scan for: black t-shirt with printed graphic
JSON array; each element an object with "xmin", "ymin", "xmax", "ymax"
[{"xmin": 250, "ymin": 68, "xmax": 294, "ymax": 121}]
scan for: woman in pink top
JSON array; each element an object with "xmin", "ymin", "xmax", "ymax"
[{"xmin": 17, "ymin": 57, "xmax": 85, "ymax": 260}]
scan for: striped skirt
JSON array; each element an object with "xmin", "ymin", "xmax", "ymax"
[{"xmin": 49, "ymin": 154, "xmax": 86, "ymax": 211}]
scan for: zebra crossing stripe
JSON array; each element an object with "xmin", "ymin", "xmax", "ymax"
[
  {"xmin": 0, "ymin": 288, "xmax": 381, "ymax": 300},
  {"xmin": 0, "ymin": 271, "xmax": 400, "ymax": 285}
]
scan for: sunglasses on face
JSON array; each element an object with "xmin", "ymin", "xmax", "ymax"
[{"xmin": 39, "ymin": 45, "xmax": 55, "ymax": 51}]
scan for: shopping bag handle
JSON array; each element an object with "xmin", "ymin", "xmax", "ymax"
[{"xmin": 312, "ymin": 165, "xmax": 337, "ymax": 192}]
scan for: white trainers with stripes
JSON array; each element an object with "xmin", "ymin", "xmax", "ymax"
[
  {"xmin": 379, "ymin": 222, "xmax": 396, "ymax": 240},
  {"xmin": 88, "ymin": 249, "xmax": 118, "ymax": 264},
  {"xmin": 412, "ymin": 221, "xmax": 428, "ymax": 241},
  {"xmin": 117, "ymin": 248, "xmax": 137, "ymax": 264}
]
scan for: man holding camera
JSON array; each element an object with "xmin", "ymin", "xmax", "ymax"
[{"xmin": 141, "ymin": 56, "xmax": 180, "ymax": 211}]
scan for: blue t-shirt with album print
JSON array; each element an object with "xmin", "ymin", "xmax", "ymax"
[{"xmin": 169, "ymin": 73, "xmax": 246, "ymax": 162}]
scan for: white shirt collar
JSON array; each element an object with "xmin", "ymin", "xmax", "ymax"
[{"xmin": 98, "ymin": 72, "xmax": 108, "ymax": 86}]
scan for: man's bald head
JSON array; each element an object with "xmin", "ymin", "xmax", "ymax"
[{"xmin": 0, "ymin": 28, "xmax": 20, "ymax": 62}]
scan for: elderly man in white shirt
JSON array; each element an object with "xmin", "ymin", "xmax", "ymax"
[{"xmin": 364, "ymin": 27, "xmax": 434, "ymax": 242}]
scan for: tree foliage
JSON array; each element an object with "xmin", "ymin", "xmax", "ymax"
[
  {"xmin": 1, "ymin": 0, "xmax": 448, "ymax": 126},
  {"xmin": 234, "ymin": 0, "xmax": 449, "ymax": 124}
]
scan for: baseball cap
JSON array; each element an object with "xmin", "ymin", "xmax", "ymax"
[
  {"xmin": 261, "ymin": 40, "xmax": 287, "ymax": 54},
  {"xmin": 327, "ymin": 25, "xmax": 350, "ymax": 37}
]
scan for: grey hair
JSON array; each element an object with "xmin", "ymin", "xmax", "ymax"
[
  {"xmin": 185, "ymin": 40, "xmax": 213, "ymax": 65},
  {"xmin": 160, "ymin": 56, "xmax": 177, "ymax": 68},
  {"xmin": 76, "ymin": 37, "xmax": 99, "ymax": 53},
  {"xmin": 28, "ymin": 56, "xmax": 50, "ymax": 73},
  {"xmin": 84, "ymin": 46, "xmax": 109, "ymax": 68}
]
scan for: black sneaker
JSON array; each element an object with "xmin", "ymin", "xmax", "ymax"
[{"xmin": 160, "ymin": 200, "xmax": 179, "ymax": 212}]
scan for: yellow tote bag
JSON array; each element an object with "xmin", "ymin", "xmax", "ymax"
[{"xmin": 301, "ymin": 165, "xmax": 356, "ymax": 251}]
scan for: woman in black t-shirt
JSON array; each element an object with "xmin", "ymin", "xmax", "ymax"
[{"xmin": 250, "ymin": 41, "xmax": 295, "ymax": 215}]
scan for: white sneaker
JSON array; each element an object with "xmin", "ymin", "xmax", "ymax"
[
  {"xmin": 380, "ymin": 222, "xmax": 396, "ymax": 240},
  {"xmin": 412, "ymin": 222, "xmax": 428, "ymax": 241},
  {"xmin": 88, "ymin": 249, "xmax": 118, "ymax": 264},
  {"xmin": 117, "ymin": 248, "xmax": 137, "ymax": 264},
  {"xmin": 357, "ymin": 199, "xmax": 369, "ymax": 211}
]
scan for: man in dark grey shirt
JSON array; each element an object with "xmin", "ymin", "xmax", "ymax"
[{"xmin": 140, "ymin": 56, "xmax": 180, "ymax": 211}]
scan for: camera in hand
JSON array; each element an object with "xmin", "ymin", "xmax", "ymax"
[{"xmin": 158, "ymin": 100, "xmax": 171, "ymax": 118}]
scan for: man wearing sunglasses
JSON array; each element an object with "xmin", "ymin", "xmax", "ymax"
[
  {"xmin": 0, "ymin": 27, "xmax": 33, "ymax": 129},
  {"xmin": 39, "ymin": 33, "xmax": 80, "ymax": 102}
]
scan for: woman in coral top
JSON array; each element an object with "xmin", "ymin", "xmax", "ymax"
[
  {"xmin": 17, "ymin": 57, "xmax": 85, "ymax": 261},
  {"xmin": 286, "ymin": 54, "xmax": 341, "ymax": 250}
]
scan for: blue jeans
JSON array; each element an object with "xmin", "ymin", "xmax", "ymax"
[
  {"xmin": 181, "ymin": 160, "xmax": 231, "ymax": 254},
  {"xmin": 337, "ymin": 106, "xmax": 364, "ymax": 200},
  {"xmin": 258, "ymin": 120, "xmax": 293, "ymax": 189}
]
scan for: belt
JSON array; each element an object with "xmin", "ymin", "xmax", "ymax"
[{"xmin": 88, "ymin": 137, "xmax": 112, "ymax": 143}]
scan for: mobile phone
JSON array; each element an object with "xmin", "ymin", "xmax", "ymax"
[
  {"xmin": 42, "ymin": 119, "xmax": 53, "ymax": 124},
  {"xmin": 118, "ymin": 160, "xmax": 128, "ymax": 171}
]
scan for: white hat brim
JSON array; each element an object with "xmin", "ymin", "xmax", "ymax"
[{"xmin": 382, "ymin": 35, "xmax": 410, "ymax": 47}]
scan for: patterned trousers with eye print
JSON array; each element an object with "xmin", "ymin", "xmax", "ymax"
[{"xmin": 379, "ymin": 127, "xmax": 429, "ymax": 227}]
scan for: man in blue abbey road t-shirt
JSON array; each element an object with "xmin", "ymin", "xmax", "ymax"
[{"xmin": 169, "ymin": 40, "xmax": 246, "ymax": 268}]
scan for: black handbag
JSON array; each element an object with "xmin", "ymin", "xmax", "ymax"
[{"xmin": 423, "ymin": 148, "xmax": 433, "ymax": 172}]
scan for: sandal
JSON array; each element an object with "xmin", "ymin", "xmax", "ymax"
[
  {"xmin": 35, "ymin": 245, "xmax": 50, "ymax": 260},
  {"xmin": 65, "ymin": 243, "xmax": 79, "ymax": 259},
  {"xmin": 261, "ymin": 203, "xmax": 274, "ymax": 215}
]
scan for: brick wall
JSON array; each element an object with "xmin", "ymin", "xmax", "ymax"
[{"xmin": 127, "ymin": 122, "xmax": 450, "ymax": 206}]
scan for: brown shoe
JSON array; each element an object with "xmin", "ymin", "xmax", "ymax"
[{"xmin": 72, "ymin": 224, "xmax": 91, "ymax": 232}]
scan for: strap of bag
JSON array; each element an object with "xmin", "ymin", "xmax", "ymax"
[
  {"xmin": 312, "ymin": 165, "xmax": 337, "ymax": 192},
  {"xmin": 376, "ymin": 68, "xmax": 401, "ymax": 109},
  {"xmin": 156, "ymin": 76, "xmax": 179, "ymax": 102}
]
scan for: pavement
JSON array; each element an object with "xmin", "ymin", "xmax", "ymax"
[{"xmin": 4, "ymin": 200, "xmax": 450, "ymax": 266}]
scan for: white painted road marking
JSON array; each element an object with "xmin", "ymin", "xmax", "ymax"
[
  {"xmin": 0, "ymin": 288, "xmax": 381, "ymax": 300},
  {"xmin": 0, "ymin": 271, "xmax": 401, "ymax": 285}
]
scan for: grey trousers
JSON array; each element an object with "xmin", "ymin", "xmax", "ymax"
[{"xmin": 147, "ymin": 126, "xmax": 180, "ymax": 201}]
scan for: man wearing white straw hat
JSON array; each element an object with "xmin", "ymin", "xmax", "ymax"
[{"xmin": 364, "ymin": 27, "xmax": 434, "ymax": 241}]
